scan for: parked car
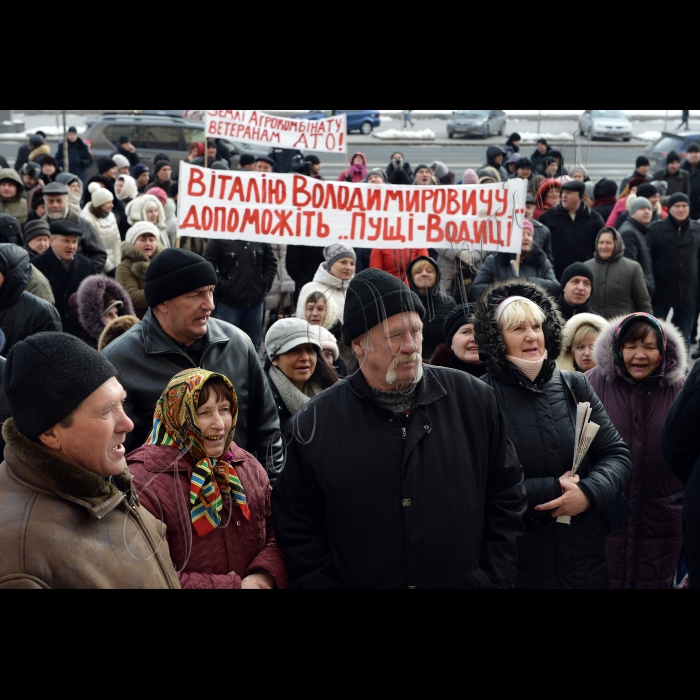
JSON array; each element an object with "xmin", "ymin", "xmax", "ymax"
[
  {"xmin": 643, "ymin": 131, "xmax": 700, "ymax": 171},
  {"xmin": 82, "ymin": 113, "xmax": 265, "ymax": 176},
  {"xmin": 447, "ymin": 110, "xmax": 507, "ymax": 139},
  {"xmin": 579, "ymin": 110, "xmax": 633, "ymax": 141},
  {"xmin": 299, "ymin": 110, "xmax": 381, "ymax": 135}
]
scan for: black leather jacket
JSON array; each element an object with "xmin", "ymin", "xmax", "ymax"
[{"xmin": 102, "ymin": 310, "xmax": 284, "ymax": 480}]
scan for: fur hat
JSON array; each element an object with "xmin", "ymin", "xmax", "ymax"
[
  {"xmin": 557, "ymin": 313, "xmax": 609, "ymax": 372},
  {"xmin": 97, "ymin": 157, "xmax": 117, "ymax": 174},
  {"xmin": 126, "ymin": 195, "xmax": 165, "ymax": 229},
  {"xmin": 98, "ymin": 315, "xmax": 140, "ymax": 353},
  {"xmin": 112, "ymin": 154, "xmax": 130, "ymax": 170},
  {"xmin": 4, "ymin": 332, "xmax": 118, "ymax": 441},
  {"xmin": 89, "ymin": 182, "xmax": 113, "ymax": 208}
]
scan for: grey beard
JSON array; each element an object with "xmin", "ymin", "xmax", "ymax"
[
  {"xmin": 48, "ymin": 207, "xmax": 69, "ymax": 221},
  {"xmin": 385, "ymin": 353, "xmax": 424, "ymax": 389}
]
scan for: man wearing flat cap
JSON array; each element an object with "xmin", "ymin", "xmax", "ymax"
[
  {"xmin": 102, "ymin": 248, "xmax": 284, "ymax": 481},
  {"xmin": 0, "ymin": 333, "xmax": 180, "ymax": 589},
  {"xmin": 41, "ymin": 181, "xmax": 107, "ymax": 274},
  {"xmin": 272, "ymin": 269, "xmax": 526, "ymax": 589},
  {"xmin": 538, "ymin": 179, "xmax": 606, "ymax": 280},
  {"xmin": 32, "ymin": 220, "xmax": 95, "ymax": 337}
]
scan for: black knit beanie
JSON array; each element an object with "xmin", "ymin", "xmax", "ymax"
[
  {"xmin": 4, "ymin": 332, "xmax": 117, "ymax": 441},
  {"xmin": 668, "ymin": 193, "xmax": 690, "ymax": 209},
  {"xmin": 145, "ymin": 248, "xmax": 217, "ymax": 308},
  {"xmin": 342, "ymin": 269, "xmax": 425, "ymax": 345},
  {"xmin": 560, "ymin": 263, "xmax": 594, "ymax": 289},
  {"xmin": 443, "ymin": 304, "xmax": 476, "ymax": 349}
]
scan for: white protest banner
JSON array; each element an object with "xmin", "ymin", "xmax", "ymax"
[
  {"xmin": 205, "ymin": 110, "xmax": 348, "ymax": 154},
  {"xmin": 178, "ymin": 162, "xmax": 527, "ymax": 253}
]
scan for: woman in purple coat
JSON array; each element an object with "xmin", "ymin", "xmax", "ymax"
[{"xmin": 587, "ymin": 313, "xmax": 687, "ymax": 589}]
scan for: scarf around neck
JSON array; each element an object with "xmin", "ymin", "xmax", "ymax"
[
  {"xmin": 145, "ymin": 368, "xmax": 250, "ymax": 537},
  {"xmin": 269, "ymin": 365, "xmax": 321, "ymax": 416},
  {"xmin": 507, "ymin": 350, "xmax": 549, "ymax": 383}
]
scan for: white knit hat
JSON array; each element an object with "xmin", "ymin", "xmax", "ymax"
[
  {"xmin": 88, "ymin": 182, "xmax": 114, "ymax": 208},
  {"xmin": 112, "ymin": 154, "xmax": 131, "ymax": 170},
  {"xmin": 126, "ymin": 221, "xmax": 160, "ymax": 245},
  {"xmin": 313, "ymin": 326, "xmax": 339, "ymax": 361}
]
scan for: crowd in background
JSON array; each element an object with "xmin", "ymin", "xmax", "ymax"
[{"xmin": 0, "ymin": 126, "xmax": 699, "ymax": 590}]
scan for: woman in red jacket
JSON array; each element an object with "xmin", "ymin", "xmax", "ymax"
[
  {"xmin": 127, "ymin": 369, "xmax": 289, "ymax": 590},
  {"xmin": 370, "ymin": 247, "xmax": 430, "ymax": 285}
]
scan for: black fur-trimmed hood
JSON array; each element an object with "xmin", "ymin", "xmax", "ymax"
[{"xmin": 474, "ymin": 278, "xmax": 564, "ymax": 371}]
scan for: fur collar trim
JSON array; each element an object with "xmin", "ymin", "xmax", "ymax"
[
  {"xmin": 474, "ymin": 278, "xmax": 564, "ymax": 371},
  {"xmin": 76, "ymin": 275, "xmax": 136, "ymax": 341},
  {"xmin": 2, "ymin": 419, "xmax": 132, "ymax": 511},
  {"xmin": 593, "ymin": 315, "xmax": 687, "ymax": 386},
  {"xmin": 557, "ymin": 313, "xmax": 610, "ymax": 372}
]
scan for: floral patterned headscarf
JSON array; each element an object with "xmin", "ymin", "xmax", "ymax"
[
  {"xmin": 612, "ymin": 313, "xmax": 667, "ymax": 379},
  {"xmin": 145, "ymin": 369, "xmax": 250, "ymax": 537}
]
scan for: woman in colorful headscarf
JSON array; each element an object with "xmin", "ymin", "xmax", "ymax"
[
  {"xmin": 587, "ymin": 313, "xmax": 687, "ymax": 589},
  {"xmin": 126, "ymin": 369, "xmax": 289, "ymax": 590}
]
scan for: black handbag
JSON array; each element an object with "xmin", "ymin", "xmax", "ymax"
[{"xmin": 560, "ymin": 370, "xmax": 632, "ymax": 535}]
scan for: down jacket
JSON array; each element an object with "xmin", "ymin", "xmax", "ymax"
[
  {"xmin": 0, "ymin": 243, "xmax": 62, "ymax": 353},
  {"xmin": 661, "ymin": 361, "xmax": 700, "ymax": 589},
  {"xmin": 127, "ymin": 444, "xmax": 289, "ymax": 590},
  {"xmin": 475, "ymin": 279, "xmax": 633, "ymax": 589},
  {"xmin": 80, "ymin": 204, "xmax": 121, "ymax": 274},
  {"xmin": 407, "ymin": 256, "xmax": 457, "ymax": 360},
  {"xmin": 115, "ymin": 242, "xmax": 163, "ymax": 319},
  {"xmin": 272, "ymin": 365, "xmax": 527, "ymax": 589},
  {"xmin": 470, "ymin": 243, "xmax": 561, "ymax": 302},
  {"xmin": 587, "ymin": 317, "xmax": 686, "ymax": 589},
  {"xmin": 557, "ymin": 313, "xmax": 609, "ymax": 373},
  {"xmin": 0, "ymin": 169, "xmax": 28, "ymax": 223}
]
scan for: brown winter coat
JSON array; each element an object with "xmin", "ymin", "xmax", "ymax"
[
  {"xmin": 127, "ymin": 443, "xmax": 290, "ymax": 590},
  {"xmin": 115, "ymin": 242, "xmax": 162, "ymax": 319},
  {"xmin": 0, "ymin": 420, "xmax": 181, "ymax": 589}
]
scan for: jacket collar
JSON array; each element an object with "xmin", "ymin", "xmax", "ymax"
[
  {"xmin": 127, "ymin": 443, "xmax": 249, "ymax": 475},
  {"xmin": 141, "ymin": 309, "xmax": 230, "ymax": 357},
  {"xmin": 2, "ymin": 419, "xmax": 133, "ymax": 520},
  {"xmin": 554, "ymin": 201, "xmax": 590, "ymax": 218},
  {"xmin": 347, "ymin": 366, "xmax": 447, "ymax": 407}
]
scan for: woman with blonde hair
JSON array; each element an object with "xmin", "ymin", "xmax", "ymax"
[
  {"xmin": 557, "ymin": 314, "xmax": 609, "ymax": 373},
  {"xmin": 474, "ymin": 279, "xmax": 632, "ymax": 589}
]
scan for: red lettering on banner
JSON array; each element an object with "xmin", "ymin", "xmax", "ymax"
[
  {"xmin": 227, "ymin": 209, "xmax": 239, "ymax": 232},
  {"xmin": 312, "ymin": 184, "xmax": 324, "ymax": 208},
  {"xmin": 228, "ymin": 177, "xmax": 245, "ymax": 201},
  {"xmin": 293, "ymin": 176, "xmax": 311, "ymax": 207},
  {"xmin": 261, "ymin": 210, "xmax": 273, "ymax": 234},
  {"xmin": 367, "ymin": 189, "xmax": 381, "ymax": 211},
  {"xmin": 480, "ymin": 189, "xmax": 494, "ymax": 216},
  {"xmin": 188, "ymin": 168, "xmax": 206, "ymax": 197},
  {"xmin": 202, "ymin": 207, "xmax": 213, "ymax": 231},
  {"xmin": 506, "ymin": 220, "xmax": 513, "ymax": 247},
  {"xmin": 324, "ymin": 186, "xmax": 337, "ymax": 209},
  {"xmin": 270, "ymin": 180, "xmax": 286, "ymax": 204},
  {"xmin": 347, "ymin": 189, "xmax": 366, "ymax": 212},
  {"xmin": 294, "ymin": 134, "xmax": 309, "ymax": 149},
  {"xmin": 489, "ymin": 220, "xmax": 506, "ymax": 246},
  {"xmin": 405, "ymin": 190, "xmax": 420, "ymax": 213},
  {"xmin": 422, "ymin": 190, "xmax": 435, "ymax": 211},
  {"xmin": 217, "ymin": 175, "xmax": 232, "ymax": 200},
  {"xmin": 303, "ymin": 211, "xmax": 314, "ymax": 237},
  {"xmin": 350, "ymin": 213, "xmax": 366, "ymax": 240},
  {"xmin": 474, "ymin": 220, "xmax": 488, "ymax": 245},
  {"xmin": 214, "ymin": 207, "xmax": 226, "ymax": 231},
  {"xmin": 241, "ymin": 209, "xmax": 260, "ymax": 234},
  {"xmin": 383, "ymin": 218, "xmax": 405, "ymax": 243},
  {"xmin": 445, "ymin": 220, "xmax": 474, "ymax": 245},
  {"xmin": 246, "ymin": 179, "xmax": 261, "ymax": 204},
  {"xmin": 462, "ymin": 189, "xmax": 478, "ymax": 216},
  {"xmin": 326, "ymin": 134, "xmax": 336, "ymax": 151},
  {"xmin": 317, "ymin": 214, "xmax": 330, "ymax": 238},
  {"xmin": 427, "ymin": 214, "xmax": 444, "ymax": 243},
  {"xmin": 408, "ymin": 215, "xmax": 414, "ymax": 242},
  {"xmin": 271, "ymin": 210, "xmax": 294, "ymax": 237},
  {"xmin": 433, "ymin": 190, "xmax": 446, "ymax": 214},
  {"xmin": 447, "ymin": 190, "xmax": 460, "ymax": 215},
  {"xmin": 338, "ymin": 186, "xmax": 350, "ymax": 210},
  {"xmin": 385, "ymin": 190, "xmax": 404, "ymax": 212},
  {"xmin": 367, "ymin": 218, "xmax": 382, "ymax": 241},
  {"xmin": 181, "ymin": 205, "xmax": 201, "ymax": 230},
  {"xmin": 495, "ymin": 189, "xmax": 508, "ymax": 216},
  {"xmin": 209, "ymin": 174, "xmax": 217, "ymax": 199}
]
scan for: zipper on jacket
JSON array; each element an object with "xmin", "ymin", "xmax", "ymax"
[
  {"xmin": 128, "ymin": 502, "xmax": 176, "ymax": 589},
  {"xmin": 401, "ymin": 427, "xmax": 407, "ymax": 440}
]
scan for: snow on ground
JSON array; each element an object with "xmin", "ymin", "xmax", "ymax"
[
  {"xmin": 0, "ymin": 124, "xmax": 86, "ymax": 141},
  {"xmin": 637, "ymin": 131, "xmax": 663, "ymax": 141},
  {"xmin": 518, "ymin": 132, "xmax": 575, "ymax": 142},
  {"xmin": 373, "ymin": 129, "xmax": 436, "ymax": 140}
]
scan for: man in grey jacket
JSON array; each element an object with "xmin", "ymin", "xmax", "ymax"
[
  {"xmin": 41, "ymin": 182, "xmax": 107, "ymax": 274},
  {"xmin": 102, "ymin": 248, "xmax": 285, "ymax": 480}
]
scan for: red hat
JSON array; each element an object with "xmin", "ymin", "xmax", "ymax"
[{"xmin": 147, "ymin": 187, "xmax": 168, "ymax": 207}]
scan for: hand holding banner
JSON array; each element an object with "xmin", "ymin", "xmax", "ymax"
[{"xmin": 206, "ymin": 110, "xmax": 347, "ymax": 154}]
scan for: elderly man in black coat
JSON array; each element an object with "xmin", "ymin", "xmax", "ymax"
[{"xmin": 272, "ymin": 268, "xmax": 527, "ymax": 589}]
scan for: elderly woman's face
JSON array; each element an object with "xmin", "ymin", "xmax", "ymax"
[
  {"xmin": 197, "ymin": 393, "xmax": 233, "ymax": 459},
  {"xmin": 623, "ymin": 330, "xmax": 660, "ymax": 381},
  {"xmin": 503, "ymin": 319, "xmax": 546, "ymax": 360},
  {"xmin": 452, "ymin": 323, "xmax": 481, "ymax": 365}
]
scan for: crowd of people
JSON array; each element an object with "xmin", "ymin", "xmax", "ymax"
[{"xmin": 0, "ymin": 123, "xmax": 698, "ymax": 590}]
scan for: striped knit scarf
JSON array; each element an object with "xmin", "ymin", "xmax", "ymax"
[{"xmin": 145, "ymin": 368, "xmax": 250, "ymax": 537}]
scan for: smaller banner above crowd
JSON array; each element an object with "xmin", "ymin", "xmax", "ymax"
[
  {"xmin": 205, "ymin": 110, "xmax": 348, "ymax": 154},
  {"xmin": 178, "ymin": 162, "xmax": 527, "ymax": 253}
]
